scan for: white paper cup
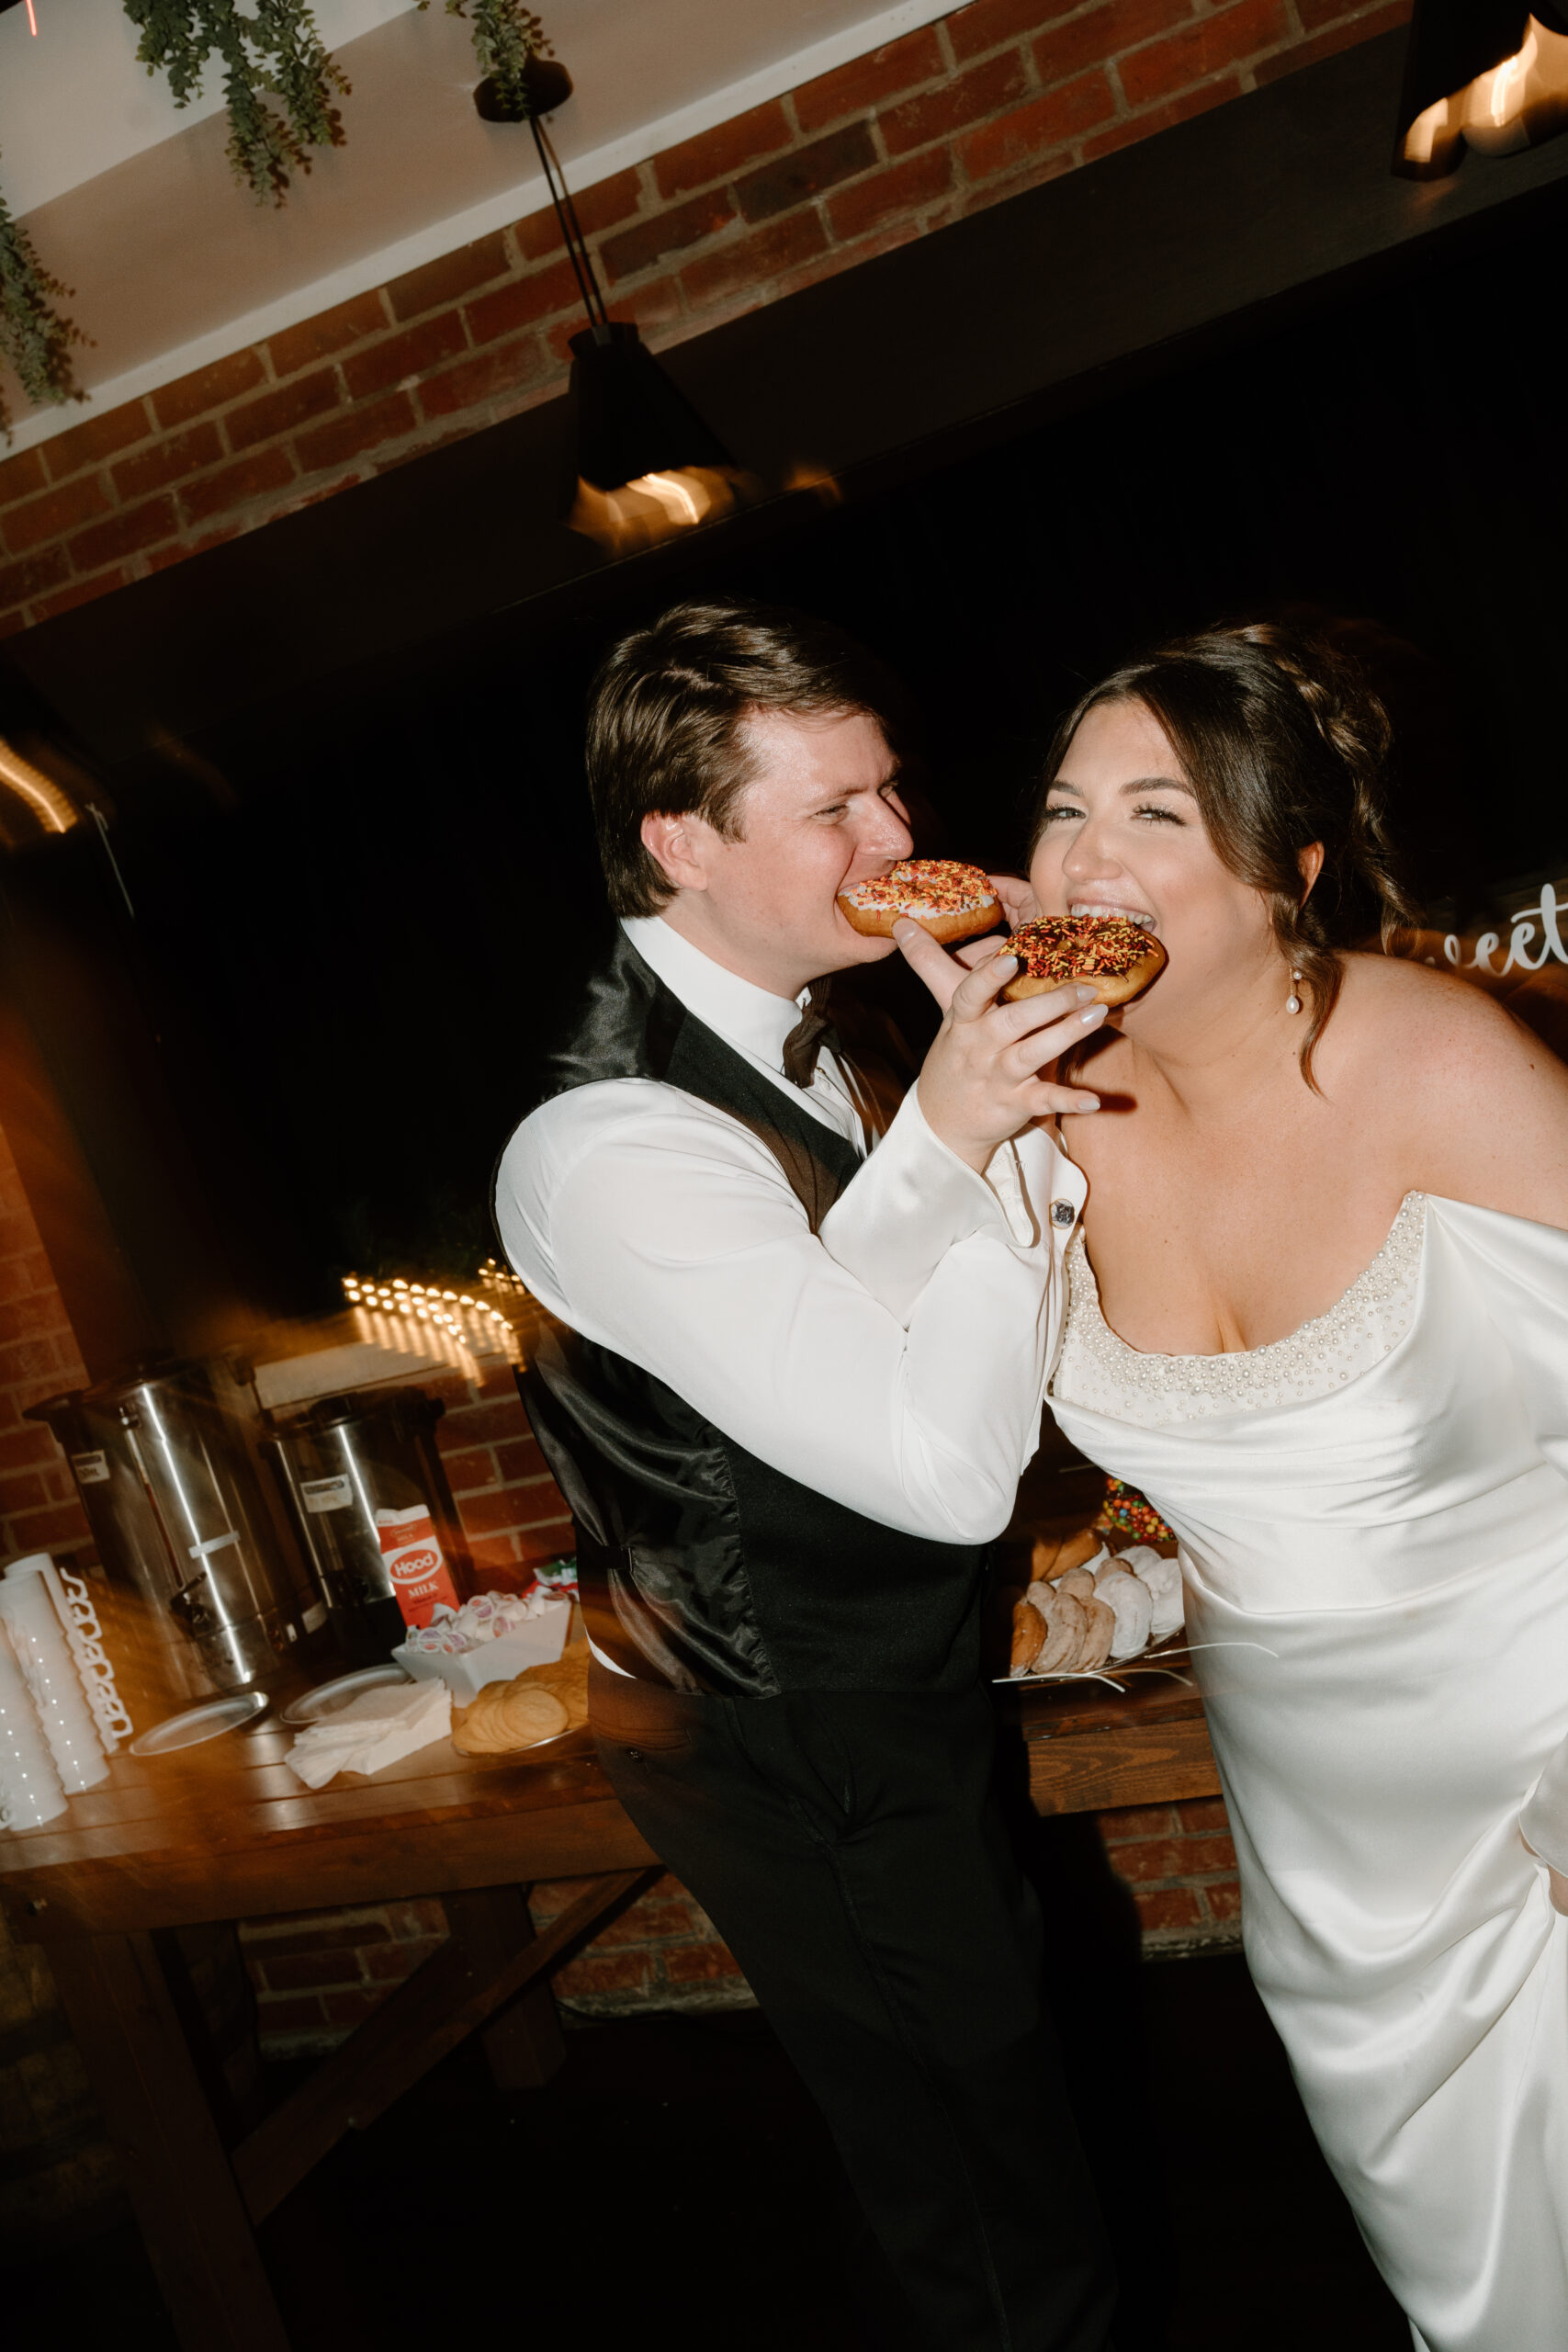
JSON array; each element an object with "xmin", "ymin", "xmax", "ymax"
[
  {"xmin": 0, "ymin": 1559, "xmax": 110, "ymax": 1793},
  {"xmin": 0, "ymin": 1616, "xmax": 69, "ymax": 1832}
]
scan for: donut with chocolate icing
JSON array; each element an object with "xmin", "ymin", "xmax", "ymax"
[
  {"xmin": 838, "ymin": 858, "xmax": 1000, "ymax": 945},
  {"xmin": 999, "ymin": 915, "xmax": 1166, "ymax": 1007}
]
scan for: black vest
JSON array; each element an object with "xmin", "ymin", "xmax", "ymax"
[{"xmin": 505, "ymin": 931, "xmax": 988, "ymax": 1698}]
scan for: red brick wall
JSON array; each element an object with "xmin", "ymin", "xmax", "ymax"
[
  {"xmin": 1100, "ymin": 1795, "xmax": 1241, "ymax": 1951},
  {"xmin": 0, "ymin": 1124, "xmax": 92, "ymax": 1566},
  {"xmin": 430, "ymin": 1365, "xmax": 573, "ymax": 1582},
  {"xmin": 236, "ymin": 1896, "xmax": 451, "ymax": 2050},
  {"xmin": 529, "ymin": 1870, "xmax": 752, "ymax": 2017},
  {"xmin": 0, "ymin": 0, "xmax": 1407, "ymax": 639}
]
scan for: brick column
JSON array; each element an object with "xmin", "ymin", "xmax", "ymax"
[{"xmin": 0, "ymin": 1120, "xmax": 92, "ymax": 1566}]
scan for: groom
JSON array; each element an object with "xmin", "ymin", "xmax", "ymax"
[{"xmin": 494, "ymin": 597, "xmax": 1114, "ymax": 2350}]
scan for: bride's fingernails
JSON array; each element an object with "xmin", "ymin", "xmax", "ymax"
[
  {"xmin": 1074, "ymin": 985, "xmax": 1099, "ymax": 1003},
  {"xmin": 1079, "ymin": 1003, "xmax": 1107, "ymax": 1025},
  {"xmin": 1074, "ymin": 1096, "xmax": 1101, "ymax": 1113}
]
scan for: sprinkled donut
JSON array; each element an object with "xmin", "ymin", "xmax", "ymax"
[
  {"xmin": 1000, "ymin": 915, "xmax": 1167, "ymax": 1008},
  {"xmin": 838, "ymin": 858, "xmax": 1000, "ymax": 946}
]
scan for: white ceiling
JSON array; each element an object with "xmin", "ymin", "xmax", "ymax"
[{"xmin": 1, "ymin": 0, "xmax": 953, "ymax": 450}]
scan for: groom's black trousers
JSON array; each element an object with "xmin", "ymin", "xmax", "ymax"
[{"xmin": 591, "ymin": 1664, "xmax": 1117, "ymax": 2352}]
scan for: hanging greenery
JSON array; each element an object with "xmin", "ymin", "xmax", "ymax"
[
  {"xmin": 422, "ymin": 0, "xmax": 551, "ymax": 120},
  {"xmin": 122, "ymin": 0, "xmax": 351, "ymax": 207},
  {"xmin": 0, "ymin": 153, "xmax": 88, "ymax": 441},
  {"xmin": 4, "ymin": 2, "xmax": 551, "ymax": 436}
]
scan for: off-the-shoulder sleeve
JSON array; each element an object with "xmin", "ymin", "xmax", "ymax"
[{"xmin": 1429, "ymin": 1195, "xmax": 1568, "ymax": 1873}]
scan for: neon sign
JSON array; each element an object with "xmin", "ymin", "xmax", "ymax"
[{"xmin": 1438, "ymin": 883, "xmax": 1568, "ymax": 977}]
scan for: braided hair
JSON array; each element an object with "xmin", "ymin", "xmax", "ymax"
[{"xmin": 1029, "ymin": 621, "xmax": 1419, "ymax": 1087}]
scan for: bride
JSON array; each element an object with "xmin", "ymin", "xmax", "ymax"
[{"xmin": 899, "ymin": 624, "xmax": 1568, "ymax": 2352}]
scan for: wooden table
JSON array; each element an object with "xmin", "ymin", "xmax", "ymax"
[
  {"xmin": 0, "ymin": 1661, "xmax": 1219, "ymax": 2350},
  {"xmin": 0, "ymin": 1702, "xmax": 658, "ymax": 2351},
  {"xmin": 1015, "ymin": 1667, "xmax": 1222, "ymax": 1816}
]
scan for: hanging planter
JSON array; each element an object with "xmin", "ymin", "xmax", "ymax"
[
  {"xmin": 3, "ymin": 2, "xmax": 554, "ymax": 436},
  {"xmin": 420, "ymin": 0, "xmax": 555, "ymax": 122},
  {"xmin": 0, "ymin": 155, "xmax": 87, "ymax": 439},
  {"xmin": 122, "ymin": 0, "xmax": 350, "ymax": 206}
]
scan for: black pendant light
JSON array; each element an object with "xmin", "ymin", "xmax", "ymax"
[
  {"xmin": 566, "ymin": 323, "xmax": 733, "ymax": 497},
  {"xmin": 481, "ymin": 49, "xmax": 752, "ymax": 551},
  {"xmin": 0, "ymin": 665, "xmax": 87, "ymax": 848}
]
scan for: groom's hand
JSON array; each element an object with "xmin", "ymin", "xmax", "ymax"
[{"xmin": 895, "ymin": 921, "xmax": 1105, "ymax": 1173}]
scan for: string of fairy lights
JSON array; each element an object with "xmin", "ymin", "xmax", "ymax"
[{"xmin": 337, "ymin": 1264, "xmax": 528, "ymax": 1368}]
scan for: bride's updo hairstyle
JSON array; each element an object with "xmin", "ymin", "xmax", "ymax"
[{"xmin": 1030, "ymin": 621, "xmax": 1419, "ymax": 1086}]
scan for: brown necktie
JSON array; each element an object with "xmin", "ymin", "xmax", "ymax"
[{"xmin": 782, "ymin": 978, "xmax": 837, "ymax": 1089}]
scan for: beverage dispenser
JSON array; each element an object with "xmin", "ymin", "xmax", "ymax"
[
  {"xmin": 264, "ymin": 1387, "xmax": 471, "ymax": 1665},
  {"xmin": 27, "ymin": 1357, "xmax": 309, "ymax": 1705}
]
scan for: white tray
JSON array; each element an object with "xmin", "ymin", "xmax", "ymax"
[
  {"xmin": 129, "ymin": 1690, "xmax": 270, "ymax": 1753},
  {"xmin": 997, "ymin": 1634, "xmax": 1196, "ymax": 1691},
  {"xmin": 391, "ymin": 1596, "xmax": 572, "ymax": 1703}
]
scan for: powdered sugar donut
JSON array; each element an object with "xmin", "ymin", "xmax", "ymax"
[
  {"xmin": 1034, "ymin": 1590, "xmax": 1087, "ymax": 1674},
  {"xmin": 1076, "ymin": 1595, "xmax": 1117, "ymax": 1672},
  {"xmin": 1092, "ymin": 1566, "xmax": 1154, "ymax": 1661},
  {"xmin": 1053, "ymin": 1566, "xmax": 1100, "ymax": 1604},
  {"xmin": 1130, "ymin": 1555, "xmax": 1185, "ymax": 1644}
]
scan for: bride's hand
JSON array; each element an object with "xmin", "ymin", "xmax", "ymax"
[{"xmin": 894, "ymin": 919, "xmax": 1105, "ymax": 1172}]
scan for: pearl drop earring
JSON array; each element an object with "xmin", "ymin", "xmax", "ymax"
[{"xmin": 1286, "ymin": 968, "xmax": 1303, "ymax": 1015}]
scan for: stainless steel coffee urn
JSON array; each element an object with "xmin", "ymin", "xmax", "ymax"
[
  {"xmin": 28, "ymin": 1358, "xmax": 309, "ymax": 1704},
  {"xmin": 265, "ymin": 1388, "xmax": 470, "ymax": 1666}
]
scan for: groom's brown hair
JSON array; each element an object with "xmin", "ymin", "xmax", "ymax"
[{"xmin": 586, "ymin": 597, "xmax": 900, "ymax": 918}]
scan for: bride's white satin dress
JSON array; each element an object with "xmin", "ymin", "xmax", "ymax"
[{"xmin": 1048, "ymin": 1190, "xmax": 1568, "ymax": 2352}]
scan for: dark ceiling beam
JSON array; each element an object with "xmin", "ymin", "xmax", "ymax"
[{"xmin": 6, "ymin": 24, "xmax": 1568, "ymax": 768}]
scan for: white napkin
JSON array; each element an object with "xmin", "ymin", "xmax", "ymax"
[{"xmin": 285, "ymin": 1679, "xmax": 452, "ymax": 1789}]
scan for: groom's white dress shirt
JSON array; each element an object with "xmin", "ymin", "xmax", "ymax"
[{"xmin": 494, "ymin": 914, "xmax": 1085, "ymax": 1559}]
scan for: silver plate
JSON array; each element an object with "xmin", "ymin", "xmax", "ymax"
[
  {"xmin": 129, "ymin": 1690, "xmax": 271, "ymax": 1754},
  {"xmin": 280, "ymin": 1663, "xmax": 411, "ymax": 1726}
]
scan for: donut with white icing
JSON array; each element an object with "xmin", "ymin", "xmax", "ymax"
[{"xmin": 838, "ymin": 859, "xmax": 1000, "ymax": 945}]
